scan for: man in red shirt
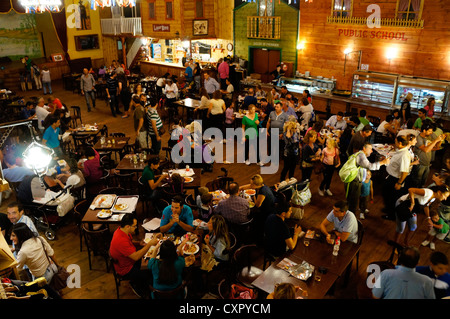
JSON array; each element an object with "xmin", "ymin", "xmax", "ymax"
[{"xmin": 110, "ymin": 214, "xmax": 159, "ymax": 298}]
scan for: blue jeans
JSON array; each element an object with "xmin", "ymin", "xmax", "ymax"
[
  {"xmin": 43, "ymin": 81, "xmax": 52, "ymax": 94},
  {"xmin": 84, "ymin": 90, "xmax": 96, "ymax": 111}
]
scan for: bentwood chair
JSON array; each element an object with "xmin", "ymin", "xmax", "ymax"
[
  {"xmin": 70, "ymin": 106, "xmax": 82, "ymax": 128},
  {"xmin": 232, "ymin": 244, "xmax": 264, "ymax": 289},
  {"xmin": 110, "ymin": 255, "xmax": 128, "ymax": 299},
  {"xmin": 82, "ymin": 225, "xmax": 111, "ymax": 272},
  {"xmin": 148, "ymin": 280, "xmax": 188, "ymax": 299},
  {"xmin": 73, "ymin": 199, "xmax": 90, "ymax": 252}
]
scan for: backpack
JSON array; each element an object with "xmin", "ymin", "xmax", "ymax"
[{"xmin": 339, "ymin": 151, "xmax": 363, "ymax": 184}]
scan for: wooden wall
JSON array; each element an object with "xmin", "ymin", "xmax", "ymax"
[
  {"xmin": 298, "ymin": 0, "xmax": 450, "ymax": 90},
  {"xmin": 140, "ymin": 0, "xmax": 232, "ymax": 40},
  {"xmin": 234, "ymin": 2, "xmax": 299, "ymax": 64}
]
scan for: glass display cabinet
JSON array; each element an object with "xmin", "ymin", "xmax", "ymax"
[
  {"xmin": 351, "ymin": 71, "xmax": 398, "ymax": 106},
  {"xmin": 394, "ymin": 76, "xmax": 450, "ymax": 113}
]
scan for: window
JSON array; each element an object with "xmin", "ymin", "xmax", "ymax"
[
  {"xmin": 195, "ymin": 0, "xmax": 204, "ymax": 18},
  {"xmin": 332, "ymin": 0, "xmax": 352, "ymax": 18},
  {"xmin": 148, "ymin": 1, "xmax": 155, "ymax": 19},
  {"xmin": 396, "ymin": 0, "xmax": 423, "ymax": 20},
  {"xmin": 165, "ymin": 0, "xmax": 173, "ymax": 20}
]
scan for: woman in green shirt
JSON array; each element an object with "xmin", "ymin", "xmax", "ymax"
[{"xmin": 242, "ymin": 104, "xmax": 263, "ymax": 166}]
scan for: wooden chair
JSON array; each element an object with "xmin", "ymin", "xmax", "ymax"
[
  {"xmin": 73, "ymin": 199, "xmax": 90, "ymax": 251},
  {"xmin": 184, "ymin": 193, "xmax": 197, "ymax": 217},
  {"xmin": 154, "ymin": 198, "xmax": 169, "ymax": 217},
  {"xmin": 71, "ymin": 134, "xmax": 92, "ymax": 152},
  {"xmin": 218, "ymin": 278, "xmax": 231, "ymax": 299},
  {"xmin": 110, "ymin": 255, "xmax": 128, "ymax": 299},
  {"xmin": 356, "ymin": 219, "xmax": 365, "ymax": 271},
  {"xmin": 137, "ymin": 175, "xmax": 151, "ymax": 216},
  {"xmin": 99, "ymin": 186, "xmax": 127, "ymax": 196},
  {"xmin": 110, "ymin": 132, "xmax": 126, "ymax": 137},
  {"xmin": 70, "ymin": 106, "xmax": 82, "ymax": 128},
  {"xmin": 114, "ymin": 171, "xmax": 136, "ymax": 194},
  {"xmin": 229, "ymin": 218, "xmax": 254, "ymax": 246},
  {"xmin": 149, "ymin": 280, "xmax": 187, "ymax": 299},
  {"xmin": 82, "ymin": 225, "xmax": 111, "ymax": 272},
  {"xmin": 210, "ymin": 177, "xmax": 234, "ymax": 193},
  {"xmin": 232, "ymin": 244, "xmax": 264, "ymax": 289}
]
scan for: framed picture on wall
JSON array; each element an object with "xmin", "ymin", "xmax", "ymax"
[
  {"xmin": 193, "ymin": 20, "xmax": 208, "ymax": 36},
  {"xmin": 51, "ymin": 53, "xmax": 64, "ymax": 62}
]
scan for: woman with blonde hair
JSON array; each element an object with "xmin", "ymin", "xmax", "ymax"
[
  {"xmin": 267, "ymin": 283, "xmax": 297, "ymax": 299},
  {"xmin": 280, "ymin": 121, "xmax": 300, "ymax": 182},
  {"xmin": 205, "ymin": 215, "xmax": 231, "ymax": 262},
  {"xmin": 318, "ymin": 138, "xmax": 341, "ymax": 196},
  {"xmin": 400, "ymin": 92, "xmax": 413, "ymax": 123}
]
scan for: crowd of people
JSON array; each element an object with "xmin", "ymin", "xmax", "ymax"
[{"xmin": 1, "ymin": 57, "xmax": 450, "ymax": 300}]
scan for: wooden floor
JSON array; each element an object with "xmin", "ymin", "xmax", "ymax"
[{"xmin": 1, "ymin": 79, "xmax": 449, "ymax": 300}]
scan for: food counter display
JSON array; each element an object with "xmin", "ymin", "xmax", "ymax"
[
  {"xmin": 394, "ymin": 76, "xmax": 450, "ymax": 113},
  {"xmin": 278, "ymin": 76, "xmax": 336, "ymax": 94},
  {"xmin": 351, "ymin": 71, "xmax": 397, "ymax": 106}
]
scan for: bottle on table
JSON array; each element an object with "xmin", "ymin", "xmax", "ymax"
[{"xmin": 332, "ymin": 236, "xmax": 340, "ymax": 256}]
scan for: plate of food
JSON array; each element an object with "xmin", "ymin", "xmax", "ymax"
[
  {"xmin": 244, "ymin": 189, "xmax": 256, "ymax": 196},
  {"xmin": 184, "ymin": 255, "xmax": 196, "ymax": 267},
  {"xmin": 184, "ymin": 233, "xmax": 198, "ymax": 243},
  {"xmin": 114, "ymin": 203, "xmax": 128, "ymax": 211},
  {"xmin": 97, "ymin": 209, "xmax": 112, "ymax": 219},
  {"xmin": 182, "ymin": 242, "xmax": 199, "ymax": 255},
  {"xmin": 184, "ymin": 177, "xmax": 194, "ymax": 183},
  {"xmin": 93, "ymin": 195, "xmax": 117, "ymax": 209}
]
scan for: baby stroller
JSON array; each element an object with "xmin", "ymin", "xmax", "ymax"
[
  {"xmin": 272, "ymin": 179, "xmax": 311, "ymax": 220},
  {"xmin": 22, "ymin": 187, "xmax": 75, "ymax": 241}
]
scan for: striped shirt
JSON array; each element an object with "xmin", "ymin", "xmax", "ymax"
[{"xmin": 147, "ymin": 107, "xmax": 163, "ymax": 136}]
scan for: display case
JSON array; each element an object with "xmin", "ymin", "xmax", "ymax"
[
  {"xmin": 351, "ymin": 71, "xmax": 398, "ymax": 106},
  {"xmin": 394, "ymin": 76, "xmax": 450, "ymax": 113},
  {"xmin": 278, "ymin": 77, "xmax": 313, "ymax": 94}
]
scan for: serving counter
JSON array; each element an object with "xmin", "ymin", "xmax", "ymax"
[{"xmin": 140, "ymin": 60, "xmax": 186, "ymax": 78}]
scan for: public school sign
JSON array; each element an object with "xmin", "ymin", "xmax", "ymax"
[{"xmin": 338, "ymin": 28, "xmax": 408, "ymax": 41}]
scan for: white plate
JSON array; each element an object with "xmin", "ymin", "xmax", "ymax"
[
  {"xmin": 113, "ymin": 203, "xmax": 128, "ymax": 211},
  {"xmin": 97, "ymin": 210, "xmax": 112, "ymax": 219},
  {"xmin": 244, "ymin": 189, "xmax": 256, "ymax": 196},
  {"xmin": 184, "ymin": 177, "xmax": 194, "ymax": 183},
  {"xmin": 182, "ymin": 242, "xmax": 199, "ymax": 255}
]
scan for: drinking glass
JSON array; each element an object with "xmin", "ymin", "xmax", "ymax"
[{"xmin": 303, "ymin": 238, "xmax": 310, "ymax": 247}]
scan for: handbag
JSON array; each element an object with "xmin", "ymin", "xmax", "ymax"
[
  {"xmin": 39, "ymin": 238, "xmax": 69, "ymax": 291},
  {"xmin": 230, "ymin": 284, "xmax": 256, "ymax": 299}
]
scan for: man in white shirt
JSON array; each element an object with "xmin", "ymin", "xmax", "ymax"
[
  {"xmin": 35, "ymin": 97, "xmax": 53, "ymax": 133},
  {"xmin": 326, "ymin": 111, "xmax": 347, "ymax": 131},
  {"xmin": 382, "ymin": 135, "xmax": 412, "ymax": 220},
  {"xmin": 220, "ymin": 78, "xmax": 234, "ymax": 100}
]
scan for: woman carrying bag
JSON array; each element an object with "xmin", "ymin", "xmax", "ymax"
[{"xmin": 10, "ymin": 223, "xmax": 61, "ymax": 285}]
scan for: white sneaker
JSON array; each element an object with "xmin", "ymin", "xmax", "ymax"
[
  {"xmin": 365, "ymin": 209, "xmax": 370, "ymax": 213},
  {"xmin": 257, "ymin": 162, "xmax": 265, "ymax": 166},
  {"xmin": 318, "ymin": 189, "xmax": 324, "ymax": 196},
  {"xmin": 325, "ymin": 189, "xmax": 333, "ymax": 196},
  {"xmin": 245, "ymin": 160, "xmax": 250, "ymax": 165},
  {"xmin": 360, "ymin": 213, "xmax": 365, "ymax": 220},
  {"xmin": 430, "ymin": 242, "xmax": 436, "ymax": 250},
  {"xmin": 421, "ymin": 240, "xmax": 430, "ymax": 247},
  {"xmin": 221, "ymin": 139, "xmax": 227, "ymax": 144}
]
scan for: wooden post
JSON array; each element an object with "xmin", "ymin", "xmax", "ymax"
[{"xmin": 121, "ymin": 36, "xmax": 127, "ymax": 68}]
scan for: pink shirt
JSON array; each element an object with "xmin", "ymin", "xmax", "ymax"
[
  {"xmin": 218, "ymin": 62, "xmax": 229, "ymax": 79},
  {"xmin": 322, "ymin": 147, "xmax": 338, "ymax": 165}
]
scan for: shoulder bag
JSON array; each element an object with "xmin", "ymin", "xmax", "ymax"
[{"xmin": 39, "ymin": 238, "xmax": 69, "ymax": 291}]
